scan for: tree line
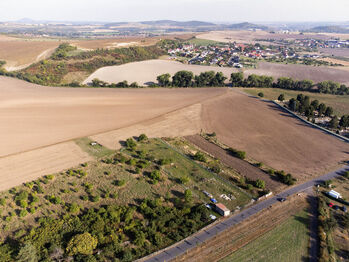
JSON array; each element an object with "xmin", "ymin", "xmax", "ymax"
[
  {"xmin": 157, "ymin": 70, "xmax": 227, "ymax": 87},
  {"xmin": 231, "ymin": 72, "xmax": 349, "ymax": 95},
  {"xmin": 284, "ymin": 93, "xmax": 349, "ymax": 130}
]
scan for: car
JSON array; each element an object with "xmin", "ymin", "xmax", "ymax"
[
  {"xmin": 205, "ymin": 204, "xmax": 212, "ymax": 209},
  {"xmin": 341, "ymin": 206, "xmax": 347, "ymax": 213},
  {"xmin": 210, "ymin": 198, "xmax": 217, "ymax": 204},
  {"xmin": 277, "ymin": 197, "xmax": 286, "ymax": 202},
  {"xmin": 329, "ymin": 202, "xmax": 334, "ymax": 208},
  {"xmin": 209, "ymin": 214, "xmax": 217, "ymax": 220},
  {"xmin": 333, "ymin": 205, "xmax": 340, "ymax": 210}
]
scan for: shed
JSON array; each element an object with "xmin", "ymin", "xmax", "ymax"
[{"xmin": 215, "ymin": 203, "xmax": 230, "ymax": 217}]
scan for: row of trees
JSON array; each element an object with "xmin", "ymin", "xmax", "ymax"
[
  {"xmin": 157, "ymin": 71, "xmax": 227, "ymax": 87},
  {"xmin": 286, "ymin": 94, "xmax": 349, "ymax": 129},
  {"xmin": 230, "ymin": 72, "xmax": 349, "ymax": 95}
]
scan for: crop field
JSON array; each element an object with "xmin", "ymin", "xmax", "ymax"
[
  {"xmin": 242, "ymin": 88, "xmax": 349, "ymax": 116},
  {"xmin": 83, "ymin": 59, "xmax": 237, "ymax": 86},
  {"xmin": 0, "ymin": 35, "xmax": 60, "ymax": 71},
  {"xmin": 200, "ymin": 90, "xmax": 349, "ymax": 181},
  {"xmin": 84, "ymin": 59, "xmax": 349, "ymax": 86},
  {"xmin": 0, "ymin": 76, "xmax": 226, "ymax": 158},
  {"xmin": 244, "ymin": 62, "xmax": 349, "ymax": 86},
  {"xmin": 197, "ymin": 30, "xmax": 349, "ymax": 44},
  {"xmin": 220, "ymin": 210, "xmax": 310, "ymax": 262}
]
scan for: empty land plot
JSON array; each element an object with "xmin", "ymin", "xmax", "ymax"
[
  {"xmin": 0, "ymin": 76, "xmax": 226, "ymax": 157},
  {"xmin": 241, "ymin": 88, "xmax": 349, "ymax": 116},
  {"xmin": 0, "ymin": 35, "xmax": 60, "ymax": 70},
  {"xmin": 220, "ymin": 210, "xmax": 310, "ymax": 262},
  {"xmin": 83, "ymin": 59, "xmax": 237, "ymax": 85},
  {"xmin": 201, "ymin": 89, "xmax": 349, "ymax": 181},
  {"xmin": 185, "ymin": 135, "xmax": 284, "ymax": 192}
]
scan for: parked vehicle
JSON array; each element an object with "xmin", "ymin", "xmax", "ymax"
[
  {"xmin": 277, "ymin": 197, "xmax": 286, "ymax": 202},
  {"xmin": 329, "ymin": 202, "xmax": 334, "ymax": 208},
  {"xmin": 209, "ymin": 214, "xmax": 217, "ymax": 220},
  {"xmin": 327, "ymin": 190, "xmax": 342, "ymax": 199},
  {"xmin": 341, "ymin": 206, "xmax": 347, "ymax": 213},
  {"xmin": 210, "ymin": 198, "xmax": 217, "ymax": 204}
]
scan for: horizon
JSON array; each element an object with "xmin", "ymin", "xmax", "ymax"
[{"xmin": 1, "ymin": 0, "xmax": 348, "ymax": 23}]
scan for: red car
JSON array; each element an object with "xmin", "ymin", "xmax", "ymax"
[{"xmin": 329, "ymin": 202, "xmax": 334, "ymax": 208}]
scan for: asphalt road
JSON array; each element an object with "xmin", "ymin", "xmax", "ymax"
[{"xmin": 140, "ymin": 165, "xmax": 349, "ymax": 262}]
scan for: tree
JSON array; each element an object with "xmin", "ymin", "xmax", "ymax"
[
  {"xmin": 91, "ymin": 78, "xmax": 108, "ymax": 87},
  {"xmin": 255, "ymin": 179, "xmax": 265, "ymax": 189},
  {"xmin": 184, "ymin": 189, "xmax": 192, "ymax": 202},
  {"xmin": 149, "ymin": 170, "xmax": 161, "ymax": 184},
  {"xmin": 157, "ymin": 73, "xmax": 171, "ymax": 87},
  {"xmin": 138, "ymin": 134, "xmax": 148, "ymax": 142},
  {"xmin": 172, "ymin": 71, "xmax": 194, "ymax": 87},
  {"xmin": 277, "ymin": 77, "xmax": 294, "ymax": 89},
  {"xmin": 17, "ymin": 242, "xmax": 37, "ymax": 262},
  {"xmin": 278, "ymin": 94, "xmax": 285, "ymax": 101},
  {"xmin": 339, "ymin": 115, "xmax": 349, "ymax": 128},
  {"xmin": 230, "ymin": 72, "xmax": 244, "ymax": 87},
  {"xmin": 193, "ymin": 152, "xmax": 207, "ymax": 162},
  {"xmin": 329, "ymin": 116, "xmax": 339, "ymax": 129},
  {"xmin": 258, "ymin": 92, "xmax": 264, "ymax": 97},
  {"xmin": 66, "ymin": 232, "xmax": 98, "ymax": 256},
  {"xmin": 325, "ymin": 106, "xmax": 334, "ymax": 117},
  {"xmin": 318, "ymin": 103, "xmax": 327, "ymax": 116},
  {"xmin": 126, "ymin": 138, "xmax": 137, "ymax": 150}
]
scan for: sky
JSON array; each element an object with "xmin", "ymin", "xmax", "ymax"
[{"xmin": 1, "ymin": 0, "xmax": 348, "ymax": 23}]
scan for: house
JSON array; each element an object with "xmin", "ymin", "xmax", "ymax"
[{"xmin": 215, "ymin": 203, "xmax": 230, "ymax": 217}]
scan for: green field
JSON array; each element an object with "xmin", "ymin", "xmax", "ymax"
[
  {"xmin": 241, "ymin": 88, "xmax": 349, "ymax": 116},
  {"xmin": 220, "ymin": 210, "xmax": 310, "ymax": 262},
  {"xmin": 187, "ymin": 37, "xmax": 222, "ymax": 46}
]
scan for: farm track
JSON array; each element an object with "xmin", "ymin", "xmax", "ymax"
[{"xmin": 185, "ymin": 135, "xmax": 285, "ymax": 192}]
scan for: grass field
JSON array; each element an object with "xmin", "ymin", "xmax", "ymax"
[
  {"xmin": 241, "ymin": 88, "xmax": 349, "ymax": 116},
  {"xmin": 220, "ymin": 210, "xmax": 310, "ymax": 262},
  {"xmin": 187, "ymin": 37, "xmax": 222, "ymax": 46}
]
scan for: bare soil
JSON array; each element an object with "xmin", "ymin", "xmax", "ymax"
[
  {"xmin": 185, "ymin": 135, "xmax": 285, "ymax": 192},
  {"xmin": 0, "ymin": 76, "xmax": 227, "ymax": 158},
  {"xmin": 201, "ymin": 90, "xmax": 349, "ymax": 181}
]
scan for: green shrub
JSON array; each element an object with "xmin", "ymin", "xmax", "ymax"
[
  {"xmin": 255, "ymin": 179, "xmax": 266, "ymax": 189},
  {"xmin": 0, "ymin": 198, "xmax": 5, "ymax": 206},
  {"xmin": 193, "ymin": 152, "xmax": 207, "ymax": 162},
  {"xmin": 66, "ymin": 232, "xmax": 98, "ymax": 256},
  {"xmin": 138, "ymin": 134, "xmax": 148, "ymax": 142},
  {"xmin": 19, "ymin": 209, "xmax": 28, "ymax": 217},
  {"xmin": 228, "ymin": 148, "xmax": 246, "ymax": 160}
]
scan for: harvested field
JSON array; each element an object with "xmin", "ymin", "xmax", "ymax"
[
  {"xmin": 0, "ymin": 141, "xmax": 91, "ymax": 192},
  {"xmin": 0, "ymin": 76, "xmax": 227, "ymax": 157},
  {"xmin": 0, "ymin": 35, "xmax": 60, "ymax": 71},
  {"xmin": 319, "ymin": 48, "xmax": 349, "ymax": 58},
  {"xmin": 201, "ymin": 90, "xmax": 349, "ymax": 181},
  {"xmin": 244, "ymin": 62, "xmax": 349, "ymax": 85},
  {"xmin": 84, "ymin": 59, "xmax": 349, "ymax": 86},
  {"xmin": 198, "ymin": 30, "xmax": 349, "ymax": 44},
  {"xmin": 186, "ymin": 135, "xmax": 285, "ymax": 192},
  {"xmin": 91, "ymin": 103, "xmax": 203, "ymax": 150},
  {"xmin": 173, "ymin": 194, "xmax": 308, "ymax": 262},
  {"xmin": 83, "ymin": 59, "xmax": 236, "ymax": 85}
]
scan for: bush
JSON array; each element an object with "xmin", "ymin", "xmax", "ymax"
[
  {"xmin": 19, "ymin": 209, "xmax": 28, "ymax": 218},
  {"xmin": 228, "ymin": 148, "xmax": 246, "ymax": 160},
  {"xmin": 278, "ymin": 94, "xmax": 285, "ymax": 101},
  {"xmin": 138, "ymin": 134, "xmax": 148, "ymax": 142},
  {"xmin": 255, "ymin": 179, "xmax": 266, "ymax": 189},
  {"xmin": 159, "ymin": 158, "xmax": 171, "ymax": 166},
  {"xmin": 115, "ymin": 180, "xmax": 126, "ymax": 187},
  {"xmin": 193, "ymin": 152, "xmax": 207, "ymax": 162},
  {"xmin": 179, "ymin": 176, "xmax": 190, "ymax": 184},
  {"xmin": 66, "ymin": 232, "xmax": 98, "ymax": 256},
  {"xmin": 126, "ymin": 138, "xmax": 137, "ymax": 150},
  {"xmin": 258, "ymin": 92, "xmax": 264, "ymax": 97},
  {"xmin": 149, "ymin": 170, "xmax": 161, "ymax": 184}
]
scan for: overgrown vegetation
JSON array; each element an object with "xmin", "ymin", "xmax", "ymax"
[{"xmin": 0, "ymin": 44, "xmax": 165, "ymax": 86}]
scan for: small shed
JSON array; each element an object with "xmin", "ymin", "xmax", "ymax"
[
  {"xmin": 328, "ymin": 190, "xmax": 342, "ymax": 199},
  {"xmin": 215, "ymin": 203, "xmax": 230, "ymax": 217}
]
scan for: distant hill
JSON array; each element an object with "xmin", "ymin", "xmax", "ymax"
[
  {"xmin": 226, "ymin": 22, "xmax": 269, "ymax": 30},
  {"xmin": 140, "ymin": 20, "xmax": 216, "ymax": 27},
  {"xmin": 306, "ymin": 26, "xmax": 349, "ymax": 34}
]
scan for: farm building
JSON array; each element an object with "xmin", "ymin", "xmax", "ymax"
[{"xmin": 215, "ymin": 203, "xmax": 230, "ymax": 217}]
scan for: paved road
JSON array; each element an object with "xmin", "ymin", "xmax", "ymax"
[{"xmin": 140, "ymin": 165, "xmax": 349, "ymax": 262}]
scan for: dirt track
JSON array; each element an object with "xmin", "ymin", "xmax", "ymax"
[
  {"xmin": 186, "ymin": 135, "xmax": 284, "ymax": 192},
  {"xmin": 201, "ymin": 90, "xmax": 349, "ymax": 181}
]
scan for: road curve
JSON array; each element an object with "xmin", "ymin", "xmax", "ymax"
[{"xmin": 139, "ymin": 165, "xmax": 349, "ymax": 262}]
